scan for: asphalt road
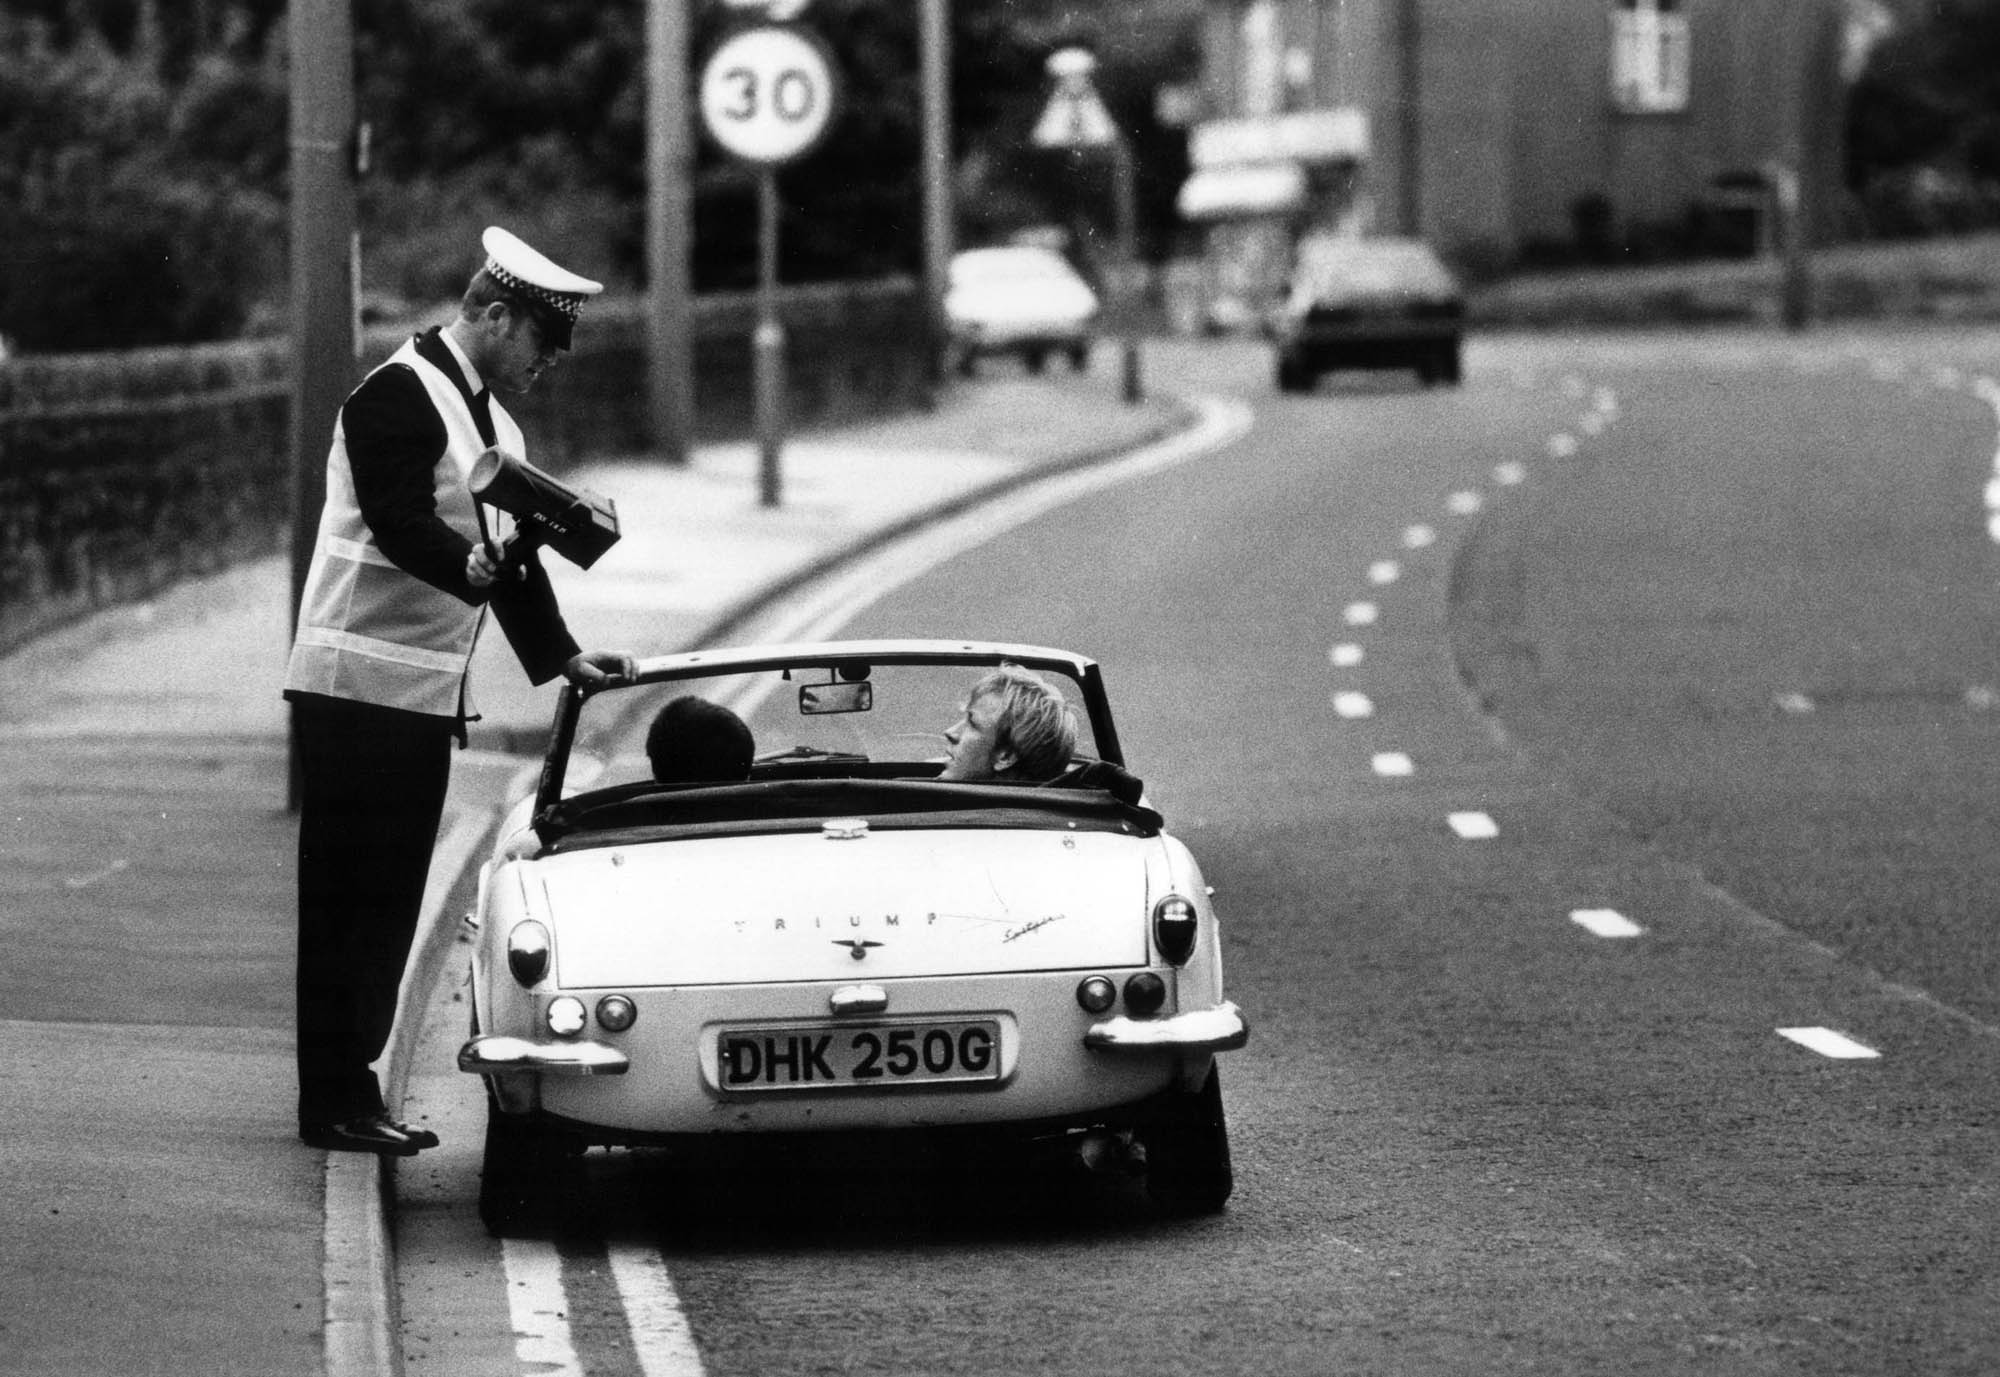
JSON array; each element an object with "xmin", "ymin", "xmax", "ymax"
[{"xmin": 399, "ymin": 331, "xmax": 2000, "ymax": 1376}]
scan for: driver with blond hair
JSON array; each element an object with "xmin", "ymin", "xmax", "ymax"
[{"xmin": 937, "ymin": 663, "xmax": 1078, "ymax": 783}]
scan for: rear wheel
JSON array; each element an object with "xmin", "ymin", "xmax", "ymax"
[
  {"xmin": 478, "ymin": 1099, "xmax": 582, "ymax": 1236},
  {"xmin": 1140, "ymin": 1064, "xmax": 1233, "ymax": 1215},
  {"xmin": 1067, "ymin": 342, "xmax": 1090, "ymax": 372},
  {"xmin": 1024, "ymin": 346, "xmax": 1048, "ymax": 375},
  {"xmin": 1275, "ymin": 354, "xmax": 1314, "ymax": 394}
]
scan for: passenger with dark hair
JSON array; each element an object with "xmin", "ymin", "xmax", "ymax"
[{"xmin": 646, "ymin": 695, "xmax": 756, "ymax": 783}]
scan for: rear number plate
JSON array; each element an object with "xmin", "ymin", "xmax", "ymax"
[{"xmin": 719, "ymin": 1020, "xmax": 1000, "ymax": 1092}]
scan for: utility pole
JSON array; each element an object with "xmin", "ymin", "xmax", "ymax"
[
  {"xmin": 919, "ymin": 0, "xmax": 953, "ymax": 394},
  {"xmin": 286, "ymin": 0, "xmax": 357, "ymax": 810},
  {"xmin": 647, "ymin": 0, "xmax": 696, "ymax": 464},
  {"xmin": 1397, "ymin": 0, "xmax": 1422, "ymax": 235}
]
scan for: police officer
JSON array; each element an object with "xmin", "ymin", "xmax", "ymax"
[{"xmin": 286, "ymin": 227, "xmax": 635, "ymax": 1155}]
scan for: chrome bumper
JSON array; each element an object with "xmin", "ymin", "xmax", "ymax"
[
  {"xmin": 1084, "ymin": 1001, "xmax": 1249, "ymax": 1054},
  {"xmin": 458, "ymin": 1034, "xmax": 630, "ymax": 1076}
]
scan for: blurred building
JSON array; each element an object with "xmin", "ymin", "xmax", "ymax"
[{"xmin": 1175, "ymin": 0, "xmax": 1891, "ymax": 327}]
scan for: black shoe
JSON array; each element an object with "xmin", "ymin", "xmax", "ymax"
[
  {"xmin": 383, "ymin": 1117, "xmax": 440, "ymax": 1150},
  {"xmin": 300, "ymin": 1114, "xmax": 424, "ymax": 1157}
]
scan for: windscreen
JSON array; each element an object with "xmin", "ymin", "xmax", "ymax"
[{"xmin": 566, "ymin": 660, "xmax": 1103, "ymax": 793}]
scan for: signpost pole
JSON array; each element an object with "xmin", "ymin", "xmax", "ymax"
[
  {"xmin": 755, "ymin": 166, "xmax": 785, "ymax": 507},
  {"xmin": 1110, "ymin": 133, "xmax": 1143, "ymax": 404},
  {"xmin": 698, "ymin": 20, "xmax": 839, "ymax": 510}
]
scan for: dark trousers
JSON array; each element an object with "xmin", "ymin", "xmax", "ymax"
[{"xmin": 293, "ymin": 694, "xmax": 455, "ymax": 1127}]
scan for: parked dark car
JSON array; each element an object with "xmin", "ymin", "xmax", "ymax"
[{"xmin": 1271, "ymin": 236, "xmax": 1465, "ymax": 391}]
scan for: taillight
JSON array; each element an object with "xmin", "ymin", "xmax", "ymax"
[
  {"xmin": 1153, "ymin": 896, "xmax": 1199, "ymax": 966},
  {"xmin": 1123, "ymin": 972, "xmax": 1167, "ymax": 1017},
  {"xmin": 506, "ymin": 920, "xmax": 551, "ymax": 987}
]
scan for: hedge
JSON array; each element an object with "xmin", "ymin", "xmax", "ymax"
[{"xmin": 0, "ymin": 279, "xmax": 930, "ymax": 653}]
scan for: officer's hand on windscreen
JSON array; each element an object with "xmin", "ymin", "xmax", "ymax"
[
  {"xmin": 565, "ymin": 649, "xmax": 638, "ymax": 688},
  {"xmin": 465, "ymin": 538, "xmax": 526, "ymax": 589}
]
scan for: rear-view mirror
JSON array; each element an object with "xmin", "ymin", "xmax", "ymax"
[{"xmin": 799, "ymin": 681, "xmax": 873, "ymax": 715}]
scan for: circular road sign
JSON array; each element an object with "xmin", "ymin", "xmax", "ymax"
[{"xmin": 699, "ymin": 25, "xmax": 840, "ymax": 165}]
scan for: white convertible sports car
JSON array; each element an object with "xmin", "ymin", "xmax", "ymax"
[{"xmin": 459, "ymin": 640, "xmax": 1248, "ymax": 1232}]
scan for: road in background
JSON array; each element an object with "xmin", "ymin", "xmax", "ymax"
[{"xmin": 401, "ymin": 332, "xmax": 2000, "ymax": 1376}]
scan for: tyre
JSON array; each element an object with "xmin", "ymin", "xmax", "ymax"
[
  {"xmin": 1275, "ymin": 355, "xmax": 1313, "ymax": 394},
  {"xmin": 1024, "ymin": 347, "xmax": 1048, "ymax": 375},
  {"xmin": 1068, "ymin": 343, "xmax": 1089, "ymax": 372},
  {"xmin": 1440, "ymin": 340, "xmax": 1463, "ymax": 386},
  {"xmin": 478, "ymin": 1100, "xmax": 581, "ymax": 1236},
  {"xmin": 1140, "ymin": 1064, "xmax": 1233, "ymax": 1216}
]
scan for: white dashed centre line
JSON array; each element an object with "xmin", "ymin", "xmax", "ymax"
[
  {"xmin": 1368, "ymin": 559, "xmax": 1400, "ymax": 585},
  {"xmin": 1330, "ymin": 643, "xmax": 1364, "ymax": 668},
  {"xmin": 1774, "ymin": 693, "xmax": 1816, "ymax": 715},
  {"xmin": 1777, "ymin": 1027, "xmax": 1882, "ymax": 1060},
  {"xmin": 1570, "ymin": 908, "xmax": 1644, "ymax": 939},
  {"xmin": 1343, "ymin": 601, "xmax": 1379, "ymax": 626},
  {"xmin": 1546, "ymin": 433, "xmax": 1579, "ymax": 458},
  {"xmin": 1402, "ymin": 524, "xmax": 1437, "ymax": 548},
  {"xmin": 1447, "ymin": 811, "xmax": 1499, "ymax": 840},
  {"xmin": 1332, "ymin": 691, "xmax": 1375, "ymax": 719},
  {"xmin": 1372, "ymin": 751, "xmax": 1414, "ymax": 777},
  {"xmin": 1495, "ymin": 461, "xmax": 1527, "ymax": 486},
  {"xmin": 1447, "ymin": 491, "xmax": 1483, "ymax": 516}
]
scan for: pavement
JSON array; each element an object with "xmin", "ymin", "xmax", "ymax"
[{"xmin": 0, "ymin": 362, "xmax": 1197, "ymax": 1377}]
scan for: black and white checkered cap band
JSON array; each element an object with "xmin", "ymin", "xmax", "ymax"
[{"xmin": 485, "ymin": 261, "xmax": 585, "ymax": 322}]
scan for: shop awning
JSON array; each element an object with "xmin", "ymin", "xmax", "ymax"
[{"xmin": 1176, "ymin": 162, "xmax": 1308, "ymax": 222}]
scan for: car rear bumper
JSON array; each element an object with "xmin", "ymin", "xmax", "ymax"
[
  {"xmin": 1084, "ymin": 1000, "xmax": 1248, "ymax": 1053},
  {"xmin": 460, "ymin": 1034, "xmax": 630, "ymax": 1076}
]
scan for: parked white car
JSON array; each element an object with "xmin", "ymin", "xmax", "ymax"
[
  {"xmin": 945, "ymin": 246, "xmax": 1099, "ymax": 376},
  {"xmin": 459, "ymin": 640, "xmax": 1247, "ymax": 1232}
]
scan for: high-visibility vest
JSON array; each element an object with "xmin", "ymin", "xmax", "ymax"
[{"xmin": 285, "ymin": 337, "xmax": 522, "ymax": 719}]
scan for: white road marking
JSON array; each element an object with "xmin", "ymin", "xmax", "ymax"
[
  {"xmin": 1777, "ymin": 1026, "xmax": 1881, "ymax": 1060},
  {"xmin": 1592, "ymin": 387, "xmax": 1619, "ymax": 416},
  {"xmin": 1570, "ymin": 908, "xmax": 1644, "ymax": 939},
  {"xmin": 63, "ymin": 857, "xmax": 129, "ymax": 890},
  {"xmin": 1343, "ymin": 601, "xmax": 1379, "ymax": 626},
  {"xmin": 1447, "ymin": 490, "xmax": 1483, "ymax": 516},
  {"xmin": 1966, "ymin": 685, "xmax": 1998, "ymax": 710},
  {"xmin": 1447, "ymin": 811, "xmax": 1499, "ymax": 840},
  {"xmin": 1774, "ymin": 693, "xmax": 1815, "ymax": 715},
  {"xmin": 1371, "ymin": 751, "xmax": 1413, "ymax": 777},
  {"xmin": 1402, "ymin": 524, "xmax": 1437, "ymax": 549},
  {"xmin": 1330, "ymin": 643, "xmax": 1364, "ymax": 668},
  {"xmin": 1988, "ymin": 512, "xmax": 2000, "ymax": 544},
  {"xmin": 1332, "ymin": 691, "xmax": 1375, "ymax": 719},
  {"xmin": 502, "ymin": 1238, "xmax": 582, "ymax": 1377},
  {"xmin": 1561, "ymin": 374, "xmax": 1587, "ymax": 398},
  {"xmin": 738, "ymin": 397, "xmax": 1256, "ymax": 650},
  {"xmin": 1495, "ymin": 461, "xmax": 1527, "ymax": 486},
  {"xmin": 1984, "ymin": 477, "xmax": 2000, "ymax": 509},
  {"xmin": 1546, "ymin": 432, "xmax": 1579, "ymax": 458},
  {"xmin": 609, "ymin": 1244, "xmax": 708, "ymax": 1377},
  {"xmin": 1368, "ymin": 559, "xmax": 1400, "ymax": 585}
]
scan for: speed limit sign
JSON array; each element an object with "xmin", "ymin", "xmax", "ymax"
[{"xmin": 698, "ymin": 25, "xmax": 841, "ymax": 165}]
